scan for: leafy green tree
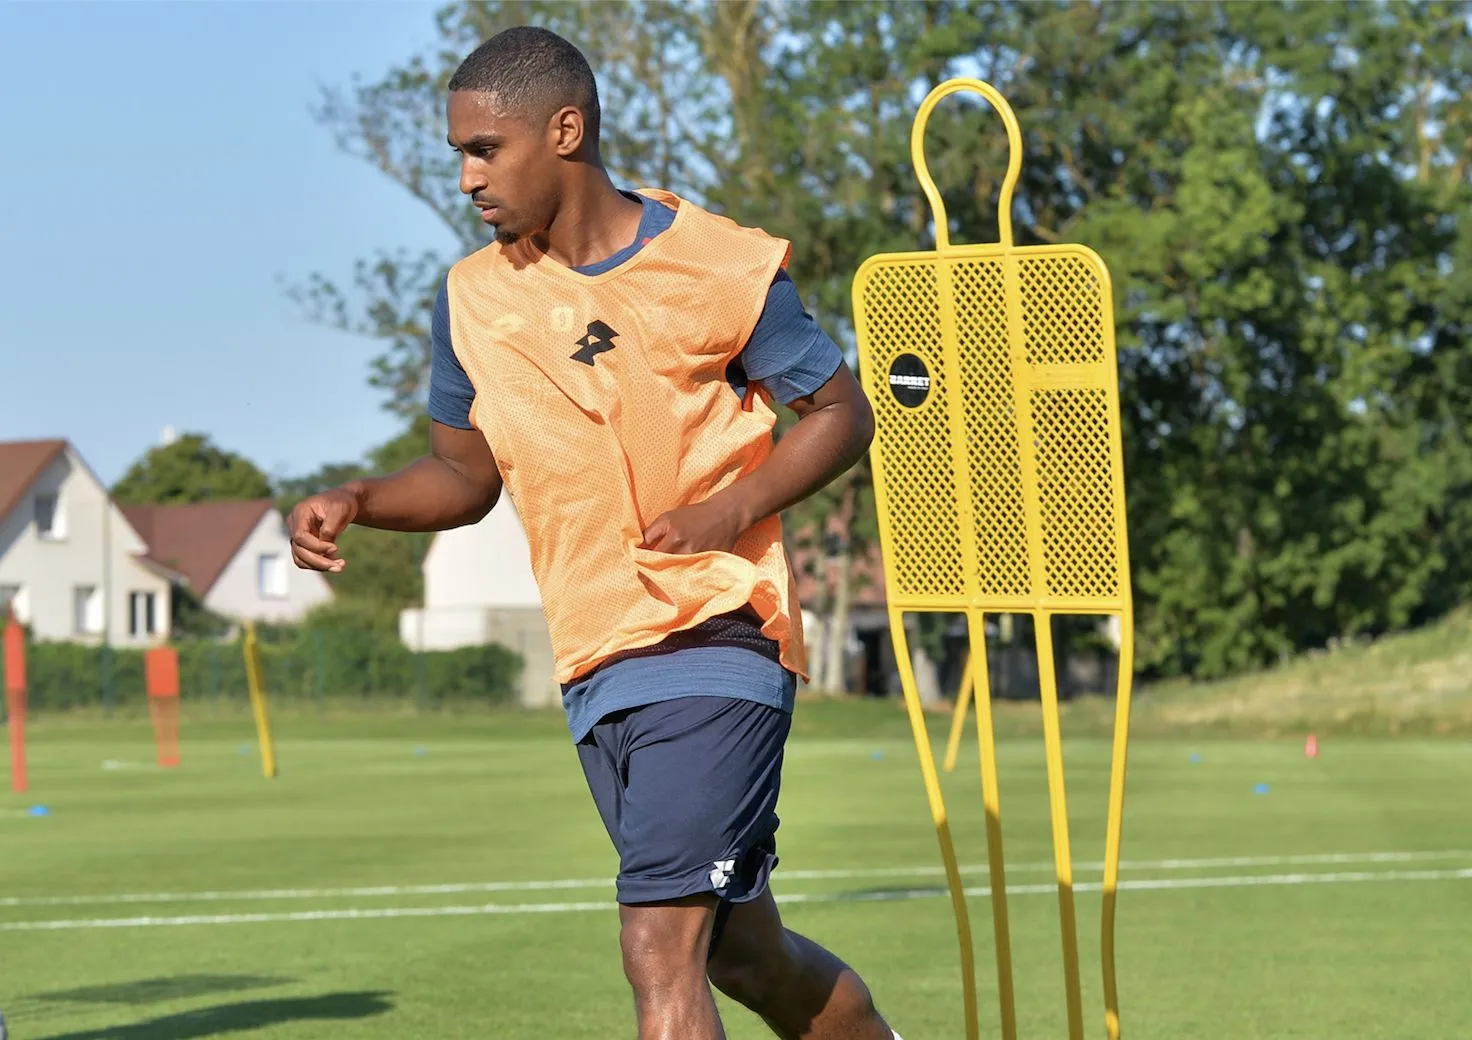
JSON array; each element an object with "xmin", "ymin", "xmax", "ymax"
[
  {"xmin": 112, "ymin": 433, "xmax": 273, "ymax": 505},
  {"xmin": 291, "ymin": 0, "xmax": 1472, "ymax": 689}
]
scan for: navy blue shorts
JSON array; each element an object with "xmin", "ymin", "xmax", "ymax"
[{"xmin": 576, "ymin": 696, "xmax": 790, "ymax": 907}]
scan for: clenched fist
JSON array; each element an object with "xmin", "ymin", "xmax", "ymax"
[{"xmin": 288, "ymin": 488, "xmax": 360, "ymax": 573}]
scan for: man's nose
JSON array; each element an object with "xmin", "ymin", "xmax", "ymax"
[{"xmin": 459, "ymin": 156, "xmax": 487, "ymax": 197}]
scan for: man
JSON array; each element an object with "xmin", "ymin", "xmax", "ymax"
[{"xmin": 289, "ymin": 26, "xmax": 903, "ymax": 1040}]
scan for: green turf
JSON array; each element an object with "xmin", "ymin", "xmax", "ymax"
[{"xmin": 2, "ymin": 698, "xmax": 1469, "ymax": 1039}]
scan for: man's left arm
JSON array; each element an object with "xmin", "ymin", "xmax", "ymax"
[{"xmin": 641, "ymin": 273, "xmax": 874, "ymax": 554}]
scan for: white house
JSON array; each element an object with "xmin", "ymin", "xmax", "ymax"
[
  {"xmin": 120, "ymin": 499, "xmax": 332, "ymax": 625},
  {"xmin": 399, "ymin": 496, "xmax": 560, "ymax": 709},
  {"xmin": 0, "ymin": 439, "xmax": 174, "ymax": 645}
]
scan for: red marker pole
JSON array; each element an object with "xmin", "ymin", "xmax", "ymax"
[
  {"xmin": 145, "ymin": 646, "xmax": 181, "ymax": 768},
  {"xmin": 4, "ymin": 610, "xmax": 27, "ymax": 794}
]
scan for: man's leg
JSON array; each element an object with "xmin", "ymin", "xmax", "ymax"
[
  {"xmin": 619, "ymin": 894, "xmax": 725, "ymax": 1040},
  {"xmin": 577, "ymin": 713, "xmax": 725, "ymax": 1038},
  {"xmin": 595, "ymin": 696, "xmax": 791, "ymax": 1040},
  {"xmin": 706, "ymin": 886, "xmax": 897, "ymax": 1040}
]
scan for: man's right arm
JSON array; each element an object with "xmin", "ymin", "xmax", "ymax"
[
  {"xmin": 288, "ymin": 421, "xmax": 501, "ymax": 573},
  {"xmin": 290, "ymin": 274, "xmax": 500, "ymax": 573},
  {"xmin": 345, "ymin": 420, "xmax": 502, "ymax": 532}
]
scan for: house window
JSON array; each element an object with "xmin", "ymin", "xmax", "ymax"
[
  {"xmin": 0, "ymin": 584, "xmax": 23, "ymax": 623},
  {"xmin": 73, "ymin": 585, "xmax": 103, "ymax": 635},
  {"xmin": 35, "ymin": 493, "xmax": 64, "ymax": 540},
  {"xmin": 129, "ymin": 591, "xmax": 157, "ymax": 637},
  {"xmin": 258, "ymin": 554, "xmax": 288, "ymax": 599}
]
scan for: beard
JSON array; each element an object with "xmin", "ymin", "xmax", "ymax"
[{"xmin": 494, "ymin": 228, "xmax": 520, "ymax": 246}]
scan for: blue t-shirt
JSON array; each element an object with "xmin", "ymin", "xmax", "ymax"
[{"xmin": 429, "ymin": 192, "xmax": 843, "ymax": 742}]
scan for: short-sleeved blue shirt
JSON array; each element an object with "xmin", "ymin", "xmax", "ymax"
[{"xmin": 430, "ymin": 192, "xmax": 844, "ymax": 741}]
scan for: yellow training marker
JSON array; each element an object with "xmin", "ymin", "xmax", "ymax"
[
  {"xmin": 242, "ymin": 620, "xmax": 279, "ymax": 780},
  {"xmin": 852, "ymin": 78, "xmax": 1135, "ymax": 1040},
  {"xmin": 942, "ymin": 653, "xmax": 975, "ymax": 774}
]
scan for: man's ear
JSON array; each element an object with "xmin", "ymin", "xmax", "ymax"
[{"xmin": 551, "ymin": 106, "xmax": 585, "ymax": 157}]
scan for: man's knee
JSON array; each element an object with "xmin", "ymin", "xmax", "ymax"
[
  {"xmin": 620, "ymin": 900, "xmax": 715, "ymax": 996},
  {"xmin": 707, "ymin": 926, "xmax": 789, "ymax": 1008},
  {"xmin": 711, "ymin": 922, "xmax": 883, "ymax": 1028}
]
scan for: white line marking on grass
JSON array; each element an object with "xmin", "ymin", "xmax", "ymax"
[
  {"xmin": 2, "ymin": 848, "xmax": 1467, "ymax": 909},
  {"xmin": 0, "ymin": 878, "xmax": 619, "ymax": 908},
  {"xmin": 781, "ymin": 868, "xmax": 1472, "ymax": 905},
  {"xmin": 0, "ymin": 901, "xmax": 617, "ymax": 931},
  {"xmin": 4, "ymin": 867, "xmax": 1470, "ymax": 932}
]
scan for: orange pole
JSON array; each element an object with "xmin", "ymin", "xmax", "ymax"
[
  {"xmin": 4, "ymin": 612, "xmax": 27, "ymax": 794},
  {"xmin": 145, "ymin": 646, "xmax": 181, "ymax": 768}
]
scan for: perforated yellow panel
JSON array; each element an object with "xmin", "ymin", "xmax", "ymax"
[
  {"xmin": 856, "ymin": 247, "xmax": 1128, "ymax": 613},
  {"xmin": 858, "ymin": 264, "xmax": 967, "ymax": 599},
  {"xmin": 953, "ymin": 259, "xmax": 1031, "ymax": 601},
  {"xmin": 850, "ymin": 77, "xmax": 1136, "ymax": 1040}
]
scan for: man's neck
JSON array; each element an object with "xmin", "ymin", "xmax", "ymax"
[{"xmin": 534, "ymin": 170, "xmax": 647, "ymax": 270}]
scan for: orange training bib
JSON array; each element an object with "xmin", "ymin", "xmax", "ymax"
[{"xmin": 445, "ymin": 189, "xmax": 808, "ymax": 685}]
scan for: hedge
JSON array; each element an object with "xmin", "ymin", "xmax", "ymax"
[{"xmin": 0, "ymin": 628, "xmax": 522, "ymax": 712}]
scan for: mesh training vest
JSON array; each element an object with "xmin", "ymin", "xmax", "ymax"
[{"xmin": 445, "ymin": 189, "xmax": 809, "ymax": 685}]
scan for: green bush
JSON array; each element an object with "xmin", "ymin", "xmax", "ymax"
[{"xmin": 1, "ymin": 625, "xmax": 522, "ymax": 713}]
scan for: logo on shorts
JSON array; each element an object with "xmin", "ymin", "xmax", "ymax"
[{"xmin": 709, "ymin": 858, "xmax": 736, "ymax": 892}]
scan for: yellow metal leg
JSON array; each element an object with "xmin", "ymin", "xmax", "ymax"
[
  {"xmin": 242, "ymin": 622, "xmax": 278, "ymax": 780},
  {"xmin": 1101, "ymin": 619, "xmax": 1135, "ymax": 1039},
  {"xmin": 966, "ymin": 611, "xmax": 1017, "ymax": 1040},
  {"xmin": 889, "ymin": 610, "xmax": 979, "ymax": 1040},
  {"xmin": 943, "ymin": 654, "xmax": 975, "ymax": 773},
  {"xmin": 1033, "ymin": 612, "xmax": 1084, "ymax": 1039}
]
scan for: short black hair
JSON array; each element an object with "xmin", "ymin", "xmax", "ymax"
[{"xmin": 448, "ymin": 26, "xmax": 601, "ymax": 143}]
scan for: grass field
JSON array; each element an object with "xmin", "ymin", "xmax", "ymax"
[{"xmin": 3, "ymin": 696, "xmax": 1470, "ymax": 1039}]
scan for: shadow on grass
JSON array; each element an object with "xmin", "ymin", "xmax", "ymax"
[
  {"xmin": 32, "ymin": 991, "xmax": 393, "ymax": 1039},
  {"xmin": 35, "ymin": 975, "xmax": 293, "ymax": 1007}
]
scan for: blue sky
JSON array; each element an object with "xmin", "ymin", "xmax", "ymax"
[{"xmin": 0, "ymin": 1, "xmax": 463, "ymax": 488}]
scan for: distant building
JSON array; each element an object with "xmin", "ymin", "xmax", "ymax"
[
  {"xmin": 0, "ymin": 439, "xmax": 173, "ymax": 645},
  {"xmin": 399, "ymin": 496, "xmax": 559, "ymax": 709},
  {"xmin": 120, "ymin": 499, "xmax": 332, "ymax": 625}
]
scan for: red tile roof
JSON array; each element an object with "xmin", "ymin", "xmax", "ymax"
[
  {"xmin": 0, "ymin": 439, "xmax": 67, "ymax": 525},
  {"xmin": 119, "ymin": 499, "xmax": 274, "ymax": 594}
]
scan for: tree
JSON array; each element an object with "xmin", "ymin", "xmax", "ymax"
[
  {"xmin": 112, "ymin": 433, "xmax": 273, "ymax": 505},
  {"xmin": 294, "ymin": 0, "xmax": 1472, "ymax": 689}
]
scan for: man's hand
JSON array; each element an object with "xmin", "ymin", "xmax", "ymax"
[
  {"xmin": 288, "ymin": 488, "xmax": 361, "ymax": 573},
  {"xmin": 641, "ymin": 497, "xmax": 750, "ymax": 555},
  {"xmin": 640, "ymin": 363, "xmax": 874, "ymax": 555}
]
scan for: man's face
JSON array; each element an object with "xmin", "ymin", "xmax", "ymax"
[{"xmin": 447, "ymin": 90, "xmax": 562, "ymax": 245}]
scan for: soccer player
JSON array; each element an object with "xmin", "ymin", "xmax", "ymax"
[{"xmin": 288, "ymin": 26, "xmax": 903, "ymax": 1040}]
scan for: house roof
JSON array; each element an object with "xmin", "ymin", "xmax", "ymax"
[
  {"xmin": 0, "ymin": 439, "xmax": 67, "ymax": 524},
  {"xmin": 119, "ymin": 499, "xmax": 274, "ymax": 594}
]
